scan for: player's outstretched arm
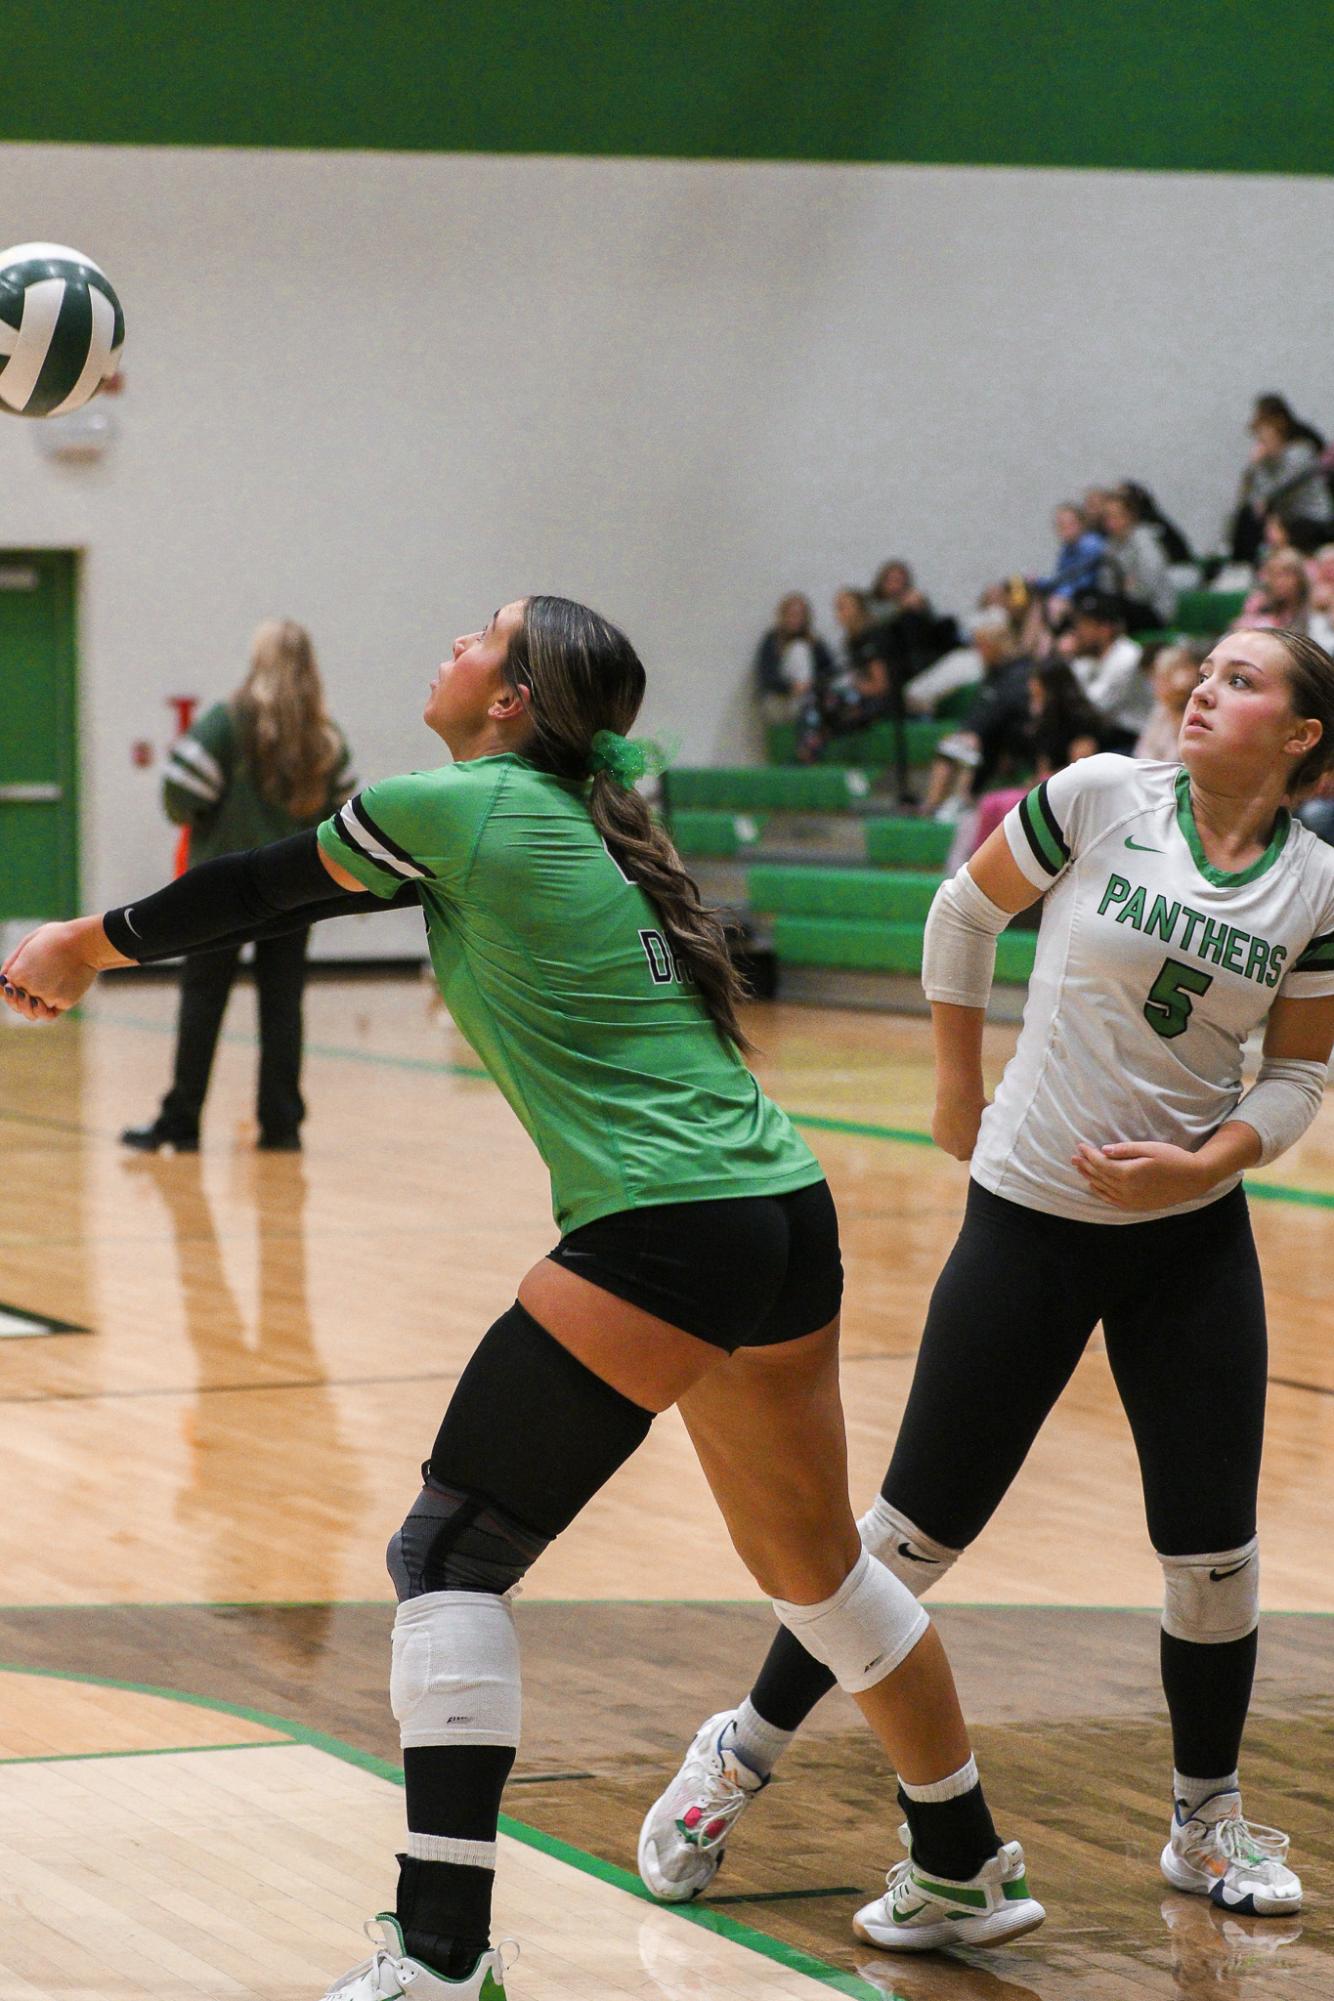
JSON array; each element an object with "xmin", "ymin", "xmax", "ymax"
[{"xmin": 0, "ymin": 831, "xmax": 367, "ymax": 1022}]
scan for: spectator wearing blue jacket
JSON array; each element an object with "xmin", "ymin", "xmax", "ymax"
[{"xmin": 1031, "ymin": 502, "xmax": 1106, "ymax": 609}]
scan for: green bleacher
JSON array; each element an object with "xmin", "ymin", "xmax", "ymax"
[
  {"xmin": 665, "ymin": 766, "xmax": 874, "ymax": 811},
  {"xmin": 863, "ymin": 816, "xmax": 953, "ymax": 869},
  {"xmin": 764, "ymin": 717, "xmax": 948, "ymax": 766},
  {"xmin": 1172, "ymin": 587, "xmax": 1247, "ymax": 633},
  {"xmin": 770, "ymin": 914, "xmax": 1036, "ymax": 983},
  {"xmin": 661, "ymin": 722, "xmax": 1023, "ymax": 999},
  {"xmin": 669, "ymin": 809, "xmax": 767, "ymax": 858},
  {"xmin": 748, "ymin": 865, "xmax": 939, "ymax": 925}
]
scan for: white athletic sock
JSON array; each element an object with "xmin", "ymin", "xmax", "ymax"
[
  {"xmin": 900, "ymin": 1754, "xmax": 980, "ymax": 1805},
  {"xmin": 1174, "ymin": 1769, "xmax": 1239, "ymax": 1817},
  {"xmin": 728, "ymin": 1696, "xmax": 795, "ymax": 1778}
]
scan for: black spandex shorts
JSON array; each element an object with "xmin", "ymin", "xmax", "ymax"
[{"xmin": 547, "ymin": 1179, "xmax": 843, "ymax": 1352}]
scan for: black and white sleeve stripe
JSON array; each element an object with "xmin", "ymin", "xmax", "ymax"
[
  {"xmin": 334, "ymin": 793, "xmax": 434, "ymax": 883},
  {"xmin": 1015, "ymin": 780, "xmax": 1071, "ymax": 879},
  {"xmin": 164, "ymin": 736, "xmax": 225, "ymax": 804}
]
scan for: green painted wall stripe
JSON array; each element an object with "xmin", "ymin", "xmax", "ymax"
[
  {"xmin": 4, "ymin": 2, "xmax": 1333, "ymax": 176},
  {"xmin": 0, "ymin": 1662, "xmax": 883, "ymax": 1999},
  {"xmin": 86, "ymin": 1004, "xmax": 1334, "ymax": 1213}
]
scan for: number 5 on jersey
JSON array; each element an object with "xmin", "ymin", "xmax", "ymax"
[{"xmin": 1144, "ymin": 957, "xmax": 1213, "ymax": 1039}]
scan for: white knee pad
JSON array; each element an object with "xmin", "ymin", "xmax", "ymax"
[
  {"xmin": 772, "ymin": 1549, "xmax": 930, "ymax": 1693},
  {"xmin": 858, "ymin": 1496, "xmax": 961, "ymax": 1598},
  {"xmin": 1159, "ymin": 1539, "xmax": 1259, "ymax": 1645},
  {"xmin": 390, "ymin": 1589, "xmax": 522, "ymax": 1749}
]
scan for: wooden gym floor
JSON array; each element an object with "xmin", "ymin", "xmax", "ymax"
[{"xmin": 0, "ymin": 975, "xmax": 1330, "ymax": 2000}]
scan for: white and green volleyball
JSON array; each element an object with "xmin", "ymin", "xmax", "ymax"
[{"xmin": 0, "ymin": 243, "xmax": 124, "ymax": 418}]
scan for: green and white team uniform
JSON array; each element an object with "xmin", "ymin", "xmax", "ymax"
[
  {"xmin": 975, "ymin": 754, "xmax": 1334, "ymax": 1223},
  {"xmin": 318, "ymin": 753, "xmax": 821, "ymax": 1231},
  {"xmin": 165, "ymin": 700, "xmax": 357, "ymax": 858}
]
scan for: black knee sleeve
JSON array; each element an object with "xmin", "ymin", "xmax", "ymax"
[{"xmin": 387, "ymin": 1301, "xmax": 654, "ymax": 1600}]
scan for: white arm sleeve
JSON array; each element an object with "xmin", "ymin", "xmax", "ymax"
[
  {"xmin": 921, "ymin": 868, "xmax": 1013, "ymax": 1009},
  {"xmin": 1229, "ymin": 1057, "xmax": 1327, "ymax": 1166}
]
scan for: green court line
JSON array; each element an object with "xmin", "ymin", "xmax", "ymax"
[
  {"xmin": 0, "ymin": 1661, "xmax": 885, "ymax": 2000},
  {"xmin": 0, "ymin": 1738, "xmax": 293, "ymax": 1768},
  {"xmin": 84, "ymin": 1006, "xmax": 1334, "ymax": 1213}
]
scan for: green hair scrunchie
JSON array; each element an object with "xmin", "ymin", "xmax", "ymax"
[{"xmin": 588, "ymin": 729, "xmax": 669, "ymax": 788}]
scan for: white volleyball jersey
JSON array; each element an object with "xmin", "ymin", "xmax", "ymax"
[{"xmin": 970, "ymin": 756, "xmax": 1334, "ymax": 1223}]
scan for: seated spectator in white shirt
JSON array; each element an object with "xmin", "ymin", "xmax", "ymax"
[{"xmin": 1060, "ymin": 590, "xmax": 1151, "ymax": 750}]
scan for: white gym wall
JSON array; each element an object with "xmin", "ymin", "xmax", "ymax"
[{"xmin": 1, "ymin": 143, "xmax": 1331, "ymax": 951}]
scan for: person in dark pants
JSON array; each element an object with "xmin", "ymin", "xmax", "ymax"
[
  {"xmin": 122, "ymin": 618, "xmax": 355, "ymax": 1153},
  {"xmin": 640, "ymin": 626, "xmax": 1334, "ymax": 1926}
]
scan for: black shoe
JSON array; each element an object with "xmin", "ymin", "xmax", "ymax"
[
  {"xmin": 120, "ymin": 1118, "xmax": 199, "ymax": 1154},
  {"xmin": 257, "ymin": 1132, "xmax": 302, "ymax": 1152}
]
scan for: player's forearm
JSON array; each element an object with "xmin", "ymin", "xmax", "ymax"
[
  {"xmin": 1190, "ymin": 1121, "xmax": 1264, "ymax": 1188},
  {"xmin": 131, "ymin": 880, "xmax": 417, "ymax": 964},
  {"xmin": 103, "ymin": 832, "xmax": 346, "ymax": 963},
  {"xmin": 71, "ymin": 915, "xmax": 135, "ymax": 971},
  {"xmin": 931, "ymin": 1001, "xmax": 986, "ymax": 1095}
]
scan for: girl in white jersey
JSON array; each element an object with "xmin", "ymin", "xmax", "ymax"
[
  {"xmin": 641, "ymin": 627, "xmax": 1334, "ymax": 1934},
  {"xmin": 3, "ymin": 596, "xmax": 1046, "ymax": 1995}
]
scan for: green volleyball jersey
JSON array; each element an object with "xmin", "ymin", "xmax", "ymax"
[
  {"xmin": 318, "ymin": 753, "xmax": 821, "ymax": 1231},
  {"xmin": 164, "ymin": 701, "xmax": 356, "ymax": 863}
]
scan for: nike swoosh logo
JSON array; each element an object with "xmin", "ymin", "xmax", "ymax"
[
  {"xmin": 893, "ymin": 1900, "xmax": 930, "ymax": 1923},
  {"xmin": 897, "ymin": 1540, "xmax": 933, "ymax": 1563},
  {"xmin": 1210, "ymin": 1560, "xmax": 1251, "ymax": 1581},
  {"xmin": 1125, "ymin": 837, "xmax": 1162, "ymax": 852}
]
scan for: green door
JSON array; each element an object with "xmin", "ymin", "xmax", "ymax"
[{"xmin": 0, "ymin": 550, "xmax": 78, "ymax": 923}]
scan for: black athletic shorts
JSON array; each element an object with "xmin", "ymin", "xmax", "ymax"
[{"xmin": 547, "ymin": 1178, "xmax": 843, "ymax": 1352}]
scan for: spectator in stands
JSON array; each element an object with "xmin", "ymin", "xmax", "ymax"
[
  {"xmin": 1030, "ymin": 502, "xmax": 1106, "ymax": 617},
  {"xmin": 1231, "ymin": 549, "xmax": 1312, "ymax": 634},
  {"xmin": 1083, "ymin": 487, "xmax": 1112, "ymax": 534},
  {"xmin": 1264, "ymin": 511, "xmax": 1328, "ymax": 558},
  {"xmin": 1026, "ymin": 659, "xmax": 1105, "ymax": 776},
  {"xmin": 1307, "ymin": 545, "xmax": 1334, "ymax": 652},
  {"xmin": 1060, "ymin": 589, "xmax": 1151, "ymax": 751},
  {"xmin": 795, "ymin": 588, "xmax": 891, "ymax": 762},
  {"xmin": 867, "ymin": 560, "xmax": 962, "ymax": 685},
  {"xmin": 1098, "ymin": 487, "xmax": 1177, "ymax": 630},
  {"xmin": 917, "ymin": 609, "xmax": 1034, "ymax": 820},
  {"xmin": 753, "ymin": 593, "xmax": 834, "ymax": 723},
  {"xmin": 1297, "ymin": 770, "xmax": 1334, "ymax": 846},
  {"xmin": 1230, "ymin": 396, "xmax": 1332, "ymax": 562},
  {"xmin": 967, "ymin": 661, "xmax": 1104, "ymax": 855},
  {"xmin": 1134, "ymin": 641, "xmax": 1203, "ymax": 761},
  {"xmin": 869, "ymin": 559, "xmax": 917, "ymax": 622},
  {"xmin": 1118, "ymin": 481, "xmax": 1195, "ymax": 566}
]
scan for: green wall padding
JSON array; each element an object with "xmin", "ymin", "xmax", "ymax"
[{"xmin": 5, "ymin": 4, "xmax": 1330, "ymax": 175}]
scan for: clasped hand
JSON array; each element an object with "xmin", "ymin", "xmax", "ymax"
[
  {"xmin": 0, "ymin": 922, "xmax": 99, "ymax": 1020},
  {"xmin": 1072, "ymin": 1140, "xmax": 1210, "ymax": 1210}
]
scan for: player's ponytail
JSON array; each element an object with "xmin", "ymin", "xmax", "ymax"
[{"xmin": 507, "ymin": 595, "xmax": 755, "ymax": 1055}]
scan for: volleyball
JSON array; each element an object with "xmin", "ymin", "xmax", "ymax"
[{"xmin": 0, "ymin": 243, "xmax": 124, "ymax": 418}]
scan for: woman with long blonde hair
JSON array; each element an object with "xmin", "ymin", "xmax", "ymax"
[{"xmin": 121, "ymin": 618, "xmax": 355, "ymax": 1152}]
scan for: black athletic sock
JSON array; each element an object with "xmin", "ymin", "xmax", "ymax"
[
  {"xmin": 748, "ymin": 1624, "xmax": 838, "ymax": 1734},
  {"xmin": 898, "ymin": 1780, "xmax": 1000, "ymax": 1883},
  {"xmin": 398, "ymin": 1744, "xmax": 516, "ymax": 1977},
  {"xmin": 1160, "ymin": 1627, "xmax": 1257, "ymax": 1778}
]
